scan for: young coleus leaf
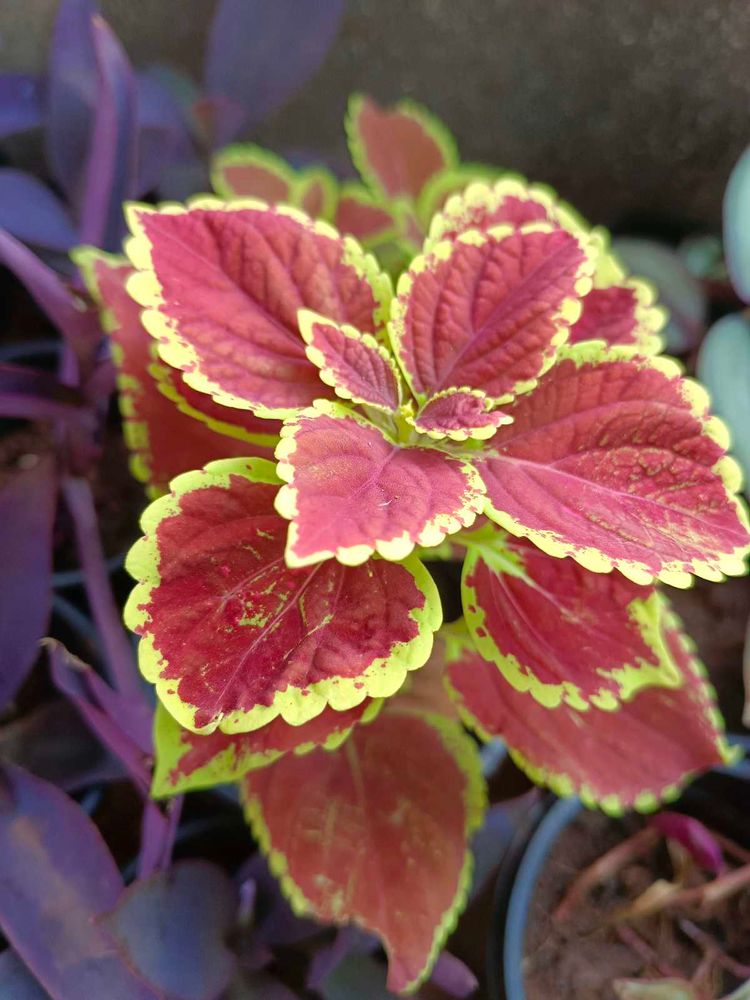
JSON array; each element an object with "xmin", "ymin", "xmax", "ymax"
[
  {"xmin": 151, "ymin": 697, "xmax": 381, "ymax": 796},
  {"xmin": 476, "ymin": 343, "xmax": 750, "ymax": 586},
  {"xmin": 124, "ymin": 198, "xmax": 392, "ymax": 417},
  {"xmin": 76, "ymin": 247, "xmax": 279, "ymax": 496},
  {"xmin": 408, "ymin": 387, "xmax": 512, "ymax": 442},
  {"xmin": 334, "ymin": 182, "xmax": 400, "ymax": 246},
  {"xmin": 461, "ymin": 533, "xmax": 681, "ymax": 712},
  {"xmin": 346, "ymin": 94, "xmax": 458, "ymax": 203},
  {"xmin": 125, "ymin": 457, "xmax": 441, "ymax": 734},
  {"xmin": 274, "ymin": 402, "xmax": 486, "ymax": 567},
  {"xmin": 444, "ymin": 604, "xmax": 734, "ymax": 814},
  {"xmin": 389, "ymin": 222, "xmax": 595, "ymax": 404},
  {"xmin": 241, "ymin": 663, "xmax": 486, "ymax": 994},
  {"xmin": 297, "ymin": 310, "xmax": 402, "ymax": 412},
  {"xmin": 427, "ymin": 177, "xmax": 666, "ymax": 355},
  {"xmin": 211, "ymin": 143, "xmax": 296, "ymax": 202}
]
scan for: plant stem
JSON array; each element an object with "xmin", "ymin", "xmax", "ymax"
[{"xmin": 61, "ymin": 474, "xmax": 144, "ymax": 702}]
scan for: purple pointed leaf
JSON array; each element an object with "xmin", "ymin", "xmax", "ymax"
[
  {"xmin": 100, "ymin": 861, "xmax": 238, "ymax": 1000},
  {"xmin": 48, "ymin": 641, "xmax": 152, "ymax": 789},
  {"xmin": 430, "ymin": 952, "xmax": 479, "ymax": 999},
  {"xmin": 204, "ymin": 0, "xmax": 344, "ymax": 142},
  {"xmin": 0, "ymin": 700, "xmax": 120, "ymax": 791},
  {"xmin": 45, "ymin": 0, "xmax": 98, "ymax": 205},
  {"xmin": 137, "ymin": 798, "xmax": 183, "ymax": 880},
  {"xmin": 0, "ymin": 227, "xmax": 99, "ymax": 351},
  {"xmin": 0, "ymin": 170, "xmax": 77, "ymax": 251},
  {"xmin": 0, "ymin": 362, "xmax": 87, "ymax": 423},
  {"xmin": 79, "ymin": 13, "xmax": 138, "ymax": 249},
  {"xmin": 0, "ymin": 951, "xmax": 48, "ymax": 1000},
  {"xmin": 0, "ymin": 455, "xmax": 56, "ymax": 708},
  {"xmin": 0, "ymin": 74, "xmax": 43, "ymax": 139},
  {"xmin": 135, "ymin": 70, "xmax": 191, "ymax": 196},
  {"xmin": 0, "ymin": 764, "xmax": 159, "ymax": 1000}
]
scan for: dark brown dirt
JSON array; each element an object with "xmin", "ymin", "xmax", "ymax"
[{"xmin": 523, "ymin": 811, "xmax": 750, "ymax": 1000}]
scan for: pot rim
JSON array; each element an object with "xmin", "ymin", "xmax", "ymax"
[{"xmin": 488, "ymin": 741, "xmax": 750, "ymax": 1000}]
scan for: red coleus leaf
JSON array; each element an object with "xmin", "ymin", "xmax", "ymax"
[
  {"xmin": 428, "ymin": 177, "xmax": 665, "ymax": 355},
  {"xmin": 461, "ymin": 535, "xmax": 681, "ymax": 711},
  {"xmin": 151, "ymin": 697, "xmax": 381, "ymax": 796},
  {"xmin": 274, "ymin": 402, "xmax": 485, "ymax": 567},
  {"xmin": 333, "ymin": 183, "xmax": 399, "ymax": 245},
  {"xmin": 124, "ymin": 457, "xmax": 440, "ymax": 733},
  {"xmin": 444, "ymin": 608, "xmax": 733, "ymax": 813},
  {"xmin": 477, "ymin": 344, "xmax": 750, "ymax": 586},
  {"xmin": 211, "ymin": 144, "xmax": 296, "ymax": 202},
  {"xmin": 124, "ymin": 199, "xmax": 392, "ymax": 417},
  {"xmin": 389, "ymin": 223, "xmax": 594, "ymax": 403},
  {"xmin": 294, "ymin": 167, "xmax": 337, "ymax": 221},
  {"xmin": 409, "ymin": 387, "xmax": 512, "ymax": 442},
  {"xmin": 298, "ymin": 310, "xmax": 402, "ymax": 412},
  {"xmin": 346, "ymin": 93, "xmax": 458, "ymax": 202},
  {"xmin": 241, "ymin": 665, "xmax": 486, "ymax": 993},
  {"xmin": 76, "ymin": 248, "xmax": 279, "ymax": 496}
]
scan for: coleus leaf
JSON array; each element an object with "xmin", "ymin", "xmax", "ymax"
[
  {"xmin": 125, "ymin": 457, "xmax": 440, "ymax": 733},
  {"xmin": 476, "ymin": 343, "xmax": 750, "ymax": 586},
  {"xmin": 427, "ymin": 178, "xmax": 665, "ymax": 355},
  {"xmin": 389, "ymin": 223, "xmax": 594, "ymax": 403},
  {"xmin": 76, "ymin": 247, "xmax": 279, "ymax": 496},
  {"xmin": 408, "ymin": 388, "xmax": 512, "ymax": 442},
  {"xmin": 211, "ymin": 144, "xmax": 296, "ymax": 202},
  {"xmin": 333, "ymin": 183, "xmax": 399, "ymax": 246},
  {"xmin": 100, "ymin": 861, "xmax": 238, "ymax": 1000},
  {"xmin": 151, "ymin": 697, "xmax": 381, "ymax": 796},
  {"xmin": 346, "ymin": 94, "xmax": 458, "ymax": 202},
  {"xmin": 241, "ymin": 665, "xmax": 486, "ymax": 993},
  {"xmin": 274, "ymin": 402, "xmax": 485, "ymax": 566},
  {"xmin": 444, "ymin": 607, "xmax": 733, "ymax": 813},
  {"xmin": 294, "ymin": 166, "xmax": 337, "ymax": 220},
  {"xmin": 297, "ymin": 310, "xmax": 402, "ymax": 411},
  {"xmin": 125, "ymin": 199, "xmax": 392, "ymax": 417},
  {"xmin": 461, "ymin": 534, "xmax": 682, "ymax": 711}
]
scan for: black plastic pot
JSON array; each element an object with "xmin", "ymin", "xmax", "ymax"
[{"xmin": 487, "ymin": 741, "xmax": 750, "ymax": 1000}]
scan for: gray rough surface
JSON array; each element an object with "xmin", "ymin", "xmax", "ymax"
[{"xmin": 2, "ymin": 0, "xmax": 750, "ymax": 228}]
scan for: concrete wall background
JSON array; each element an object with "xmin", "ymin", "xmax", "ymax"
[{"xmin": 2, "ymin": 0, "xmax": 750, "ymax": 230}]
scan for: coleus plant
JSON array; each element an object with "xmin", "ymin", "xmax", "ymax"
[
  {"xmin": 77, "ymin": 100, "xmax": 750, "ymax": 992},
  {"xmin": 211, "ymin": 93, "xmax": 497, "ymax": 272}
]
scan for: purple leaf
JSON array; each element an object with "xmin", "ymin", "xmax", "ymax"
[
  {"xmin": 203, "ymin": 0, "xmax": 344, "ymax": 143},
  {"xmin": 135, "ymin": 70, "xmax": 192, "ymax": 196},
  {"xmin": 45, "ymin": 0, "xmax": 99, "ymax": 205},
  {"xmin": 0, "ymin": 455, "xmax": 56, "ymax": 708},
  {"xmin": 47, "ymin": 641, "xmax": 151, "ymax": 790},
  {"xmin": 0, "ymin": 699, "xmax": 121, "ymax": 791},
  {"xmin": 78, "ymin": 14, "xmax": 138, "ymax": 250},
  {"xmin": 0, "ymin": 74, "xmax": 44, "ymax": 139},
  {"xmin": 224, "ymin": 971, "xmax": 300, "ymax": 1000},
  {"xmin": 0, "ymin": 950, "xmax": 48, "ymax": 999},
  {"xmin": 0, "ymin": 764, "xmax": 158, "ymax": 1000},
  {"xmin": 307, "ymin": 927, "xmax": 376, "ymax": 990},
  {"xmin": 429, "ymin": 952, "xmax": 479, "ymax": 999},
  {"xmin": 137, "ymin": 797, "xmax": 183, "ymax": 879},
  {"xmin": 0, "ymin": 169, "xmax": 78, "ymax": 251},
  {"xmin": 0, "ymin": 227, "xmax": 99, "ymax": 352},
  {"xmin": 650, "ymin": 811, "xmax": 726, "ymax": 875},
  {"xmin": 0, "ymin": 362, "xmax": 88, "ymax": 423},
  {"xmin": 100, "ymin": 860, "xmax": 238, "ymax": 1000}
]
